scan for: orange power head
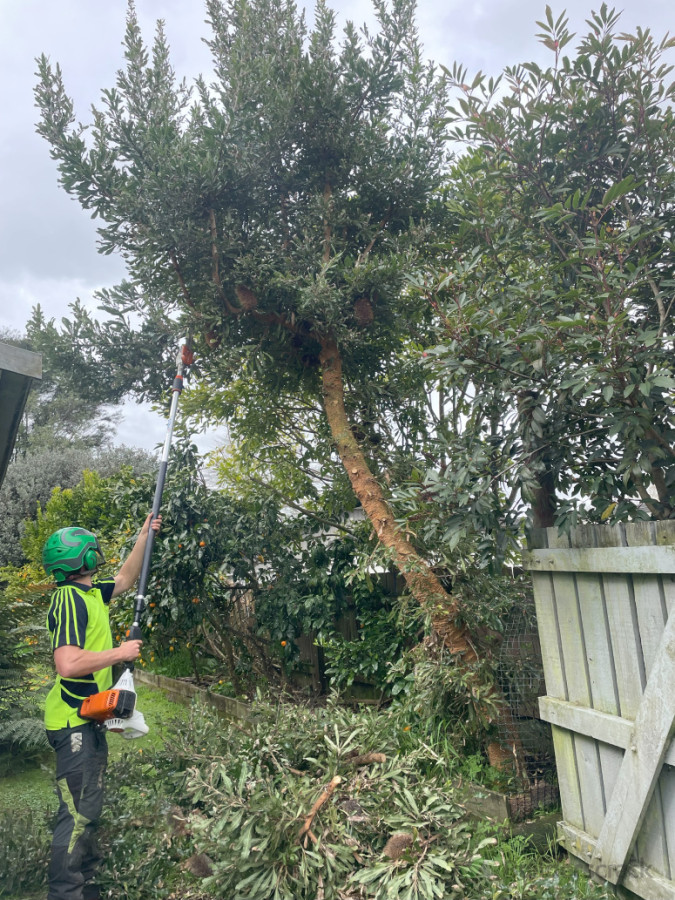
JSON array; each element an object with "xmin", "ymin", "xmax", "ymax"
[{"xmin": 79, "ymin": 689, "xmax": 136, "ymax": 722}]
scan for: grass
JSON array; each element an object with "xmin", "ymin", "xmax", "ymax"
[
  {"xmin": 0, "ymin": 682, "xmax": 190, "ymax": 900},
  {"xmin": 108, "ymin": 682, "xmax": 189, "ymax": 759},
  {"xmin": 0, "ymin": 754, "xmax": 57, "ymax": 815},
  {"xmin": 0, "ymin": 684, "xmax": 188, "ymax": 816}
]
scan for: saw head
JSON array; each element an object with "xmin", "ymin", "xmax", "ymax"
[
  {"xmin": 102, "ymin": 667, "xmax": 149, "ymax": 739},
  {"xmin": 105, "ymin": 707, "xmax": 149, "ymax": 739}
]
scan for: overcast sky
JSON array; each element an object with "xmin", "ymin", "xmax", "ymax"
[{"xmin": 1, "ymin": 0, "xmax": 672, "ymax": 451}]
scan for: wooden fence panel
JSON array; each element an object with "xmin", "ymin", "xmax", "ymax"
[{"xmin": 526, "ymin": 521, "xmax": 675, "ymax": 900}]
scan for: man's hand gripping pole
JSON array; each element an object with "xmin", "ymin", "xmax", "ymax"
[{"xmin": 79, "ymin": 342, "xmax": 193, "ymax": 737}]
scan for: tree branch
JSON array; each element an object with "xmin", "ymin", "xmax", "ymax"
[{"xmin": 298, "ymin": 776, "xmax": 342, "ymax": 842}]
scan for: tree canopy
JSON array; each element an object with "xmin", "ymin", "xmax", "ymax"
[{"xmin": 410, "ymin": 6, "xmax": 675, "ymax": 562}]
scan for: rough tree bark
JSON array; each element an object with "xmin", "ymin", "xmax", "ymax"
[{"xmin": 318, "ymin": 336, "xmax": 524, "ymax": 772}]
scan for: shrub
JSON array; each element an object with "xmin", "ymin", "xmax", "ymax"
[
  {"xmin": 96, "ymin": 749, "xmax": 197, "ymax": 900},
  {"xmin": 0, "ymin": 808, "xmax": 51, "ymax": 895}
]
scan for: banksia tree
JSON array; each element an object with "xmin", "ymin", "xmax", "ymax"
[{"xmin": 35, "ymin": 0, "xmax": 520, "ymax": 767}]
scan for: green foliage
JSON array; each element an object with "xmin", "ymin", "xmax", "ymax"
[
  {"xmin": 169, "ymin": 698, "xmax": 497, "ymax": 900},
  {"xmin": 4, "ymin": 437, "xmax": 409, "ymax": 695},
  {"xmin": 0, "ymin": 684, "xmax": 190, "ymax": 899},
  {"xmin": 96, "ymin": 755, "xmax": 195, "ymax": 900},
  {"xmin": 320, "ymin": 601, "xmax": 419, "ymax": 692},
  {"xmin": 0, "ymin": 325, "xmax": 156, "ymax": 575},
  {"xmin": 0, "ymin": 446, "xmax": 156, "ymax": 568},
  {"xmin": 382, "ymin": 570, "xmax": 536, "ymax": 758},
  {"xmin": 389, "ymin": 645, "xmax": 506, "ymax": 756},
  {"xmin": 475, "ymin": 829, "xmax": 612, "ymax": 900},
  {"xmin": 0, "ymin": 561, "xmax": 51, "ymax": 754},
  {"xmin": 135, "ymin": 696, "xmax": 607, "ymax": 900},
  {"xmin": 0, "ymin": 461, "xmax": 149, "ymax": 752},
  {"xmin": 420, "ymin": 7, "xmax": 675, "ymax": 544},
  {"xmin": 32, "ymin": 0, "xmax": 449, "ymax": 423},
  {"xmin": 0, "ymin": 685, "xmax": 611, "ymax": 900},
  {"xmin": 31, "ymin": 0, "xmax": 455, "ymax": 660},
  {"xmin": 0, "ymin": 808, "xmax": 51, "ymax": 895}
]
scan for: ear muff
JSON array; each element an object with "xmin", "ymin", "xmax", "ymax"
[{"xmin": 83, "ymin": 548, "xmax": 100, "ymax": 571}]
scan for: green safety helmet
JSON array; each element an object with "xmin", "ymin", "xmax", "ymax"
[{"xmin": 42, "ymin": 527, "xmax": 106, "ymax": 583}]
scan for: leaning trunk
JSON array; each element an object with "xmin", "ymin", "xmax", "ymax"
[{"xmin": 319, "ymin": 336, "xmax": 523, "ymax": 771}]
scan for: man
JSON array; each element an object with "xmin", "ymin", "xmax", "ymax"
[{"xmin": 42, "ymin": 513, "xmax": 161, "ymax": 900}]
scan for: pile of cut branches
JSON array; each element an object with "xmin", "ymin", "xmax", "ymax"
[{"xmin": 170, "ymin": 698, "xmax": 497, "ymax": 900}]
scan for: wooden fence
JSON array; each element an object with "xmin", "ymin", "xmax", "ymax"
[{"xmin": 524, "ymin": 520, "xmax": 675, "ymax": 900}]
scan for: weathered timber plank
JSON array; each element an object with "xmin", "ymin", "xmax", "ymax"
[
  {"xmin": 664, "ymin": 575, "xmax": 675, "ymax": 617},
  {"xmin": 559, "ymin": 822, "xmax": 675, "ymax": 900},
  {"xmin": 654, "ymin": 522, "xmax": 675, "ymax": 546},
  {"xmin": 536, "ymin": 528, "xmax": 589, "ymax": 833},
  {"xmin": 632, "ymin": 573, "xmax": 668, "ymax": 686},
  {"xmin": 626, "ymin": 523, "xmax": 668, "ymax": 682},
  {"xmin": 659, "ymin": 764, "xmax": 675, "ymax": 879},
  {"xmin": 633, "ymin": 785, "xmax": 672, "ymax": 882},
  {"xmin": 552, "ymin": 566, "xmax": 601, "ymax": 839},
  {"xmin": 625, "ymin": 523, "xmax": 673, "ymax": 878},
  {"xmin": 551, "ymin": 725, "xmax": 585, "ymax": 831},
  {"xmin": 539, "ymin": 697, "xmax": 630, "ymax": 749},
  {"xmin": 133, "ymin": 670, "xmax": 252, "ymax": 721},
  {"xmin": 523, "ymin": 546, "xmax": 675, "ymax": 575},
  {"xmin": 530, "ymin": 527, "xmax": 567, "ymax": 699},
  {"xmin": 531, "ymin": 520, "xmax": 675, "ymax": 896},
  {"xmin": 528, "ymin": 521, "xmax": 675, "ymax": 552},
  {"xmin": 540, "ymin": 698, "xmax": 675, "ymax": 769},
  {"xmin": 623, "ymin": 522, "xmax": 656, "ymax": 548},
  {"xmin": 553, "ymin": 572, "xmax": 592, "ymax": 707},
  {"xmin": 532, "ymin": 571, "xmax": 567, "ymax": 700},
  {"xmin": 575, "ymin": 734, "xmax": 607, "ymax": 838},
  {"xmin": 0, "ymin": 341, "xmax": 43, "ymax": 378},
  {"xmin": 576, "ymin": 571, "xmax": 620, "ymax": 715},
  {"xmin": 593, "ymin": 527, "xmax": 643, "ymax": 718},
  {"xmin": 589, "ymin": 607, "xmax": 675, "ymax": 885},
  {"xmin": 597, "ymin": 743, "xmax": 623, "ymax": 839},
  {"xmin": 603, "ymin": 572, "xmax": 645, "ymax": 718}
]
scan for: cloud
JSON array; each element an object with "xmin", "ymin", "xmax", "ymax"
[{"xmin": 0, "ymin": 271, "xmax": 124, "ymax": 332}]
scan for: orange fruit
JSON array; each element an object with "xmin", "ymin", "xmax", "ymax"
[
  {"xmin": 199, "ymin": 541, "xmax": 206, "ymax": 547},
  {"xmin": 281, "ymin": 640, "xmax": 287, "ymax": 647}
]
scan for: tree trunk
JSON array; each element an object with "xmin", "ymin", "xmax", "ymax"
[
  {"xmin": 518, "ymin": 391, "xmax": 557, "ymax": 529},
  {"xmin": 319, "ymin": 336, "xmax": 523, "ymax": 771}
]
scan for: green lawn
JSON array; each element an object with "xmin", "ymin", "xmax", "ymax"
[
  {"xmin": 0, "ymin": 684, "xmax": 188, "ymax": 815},
  {"xmin": 0, "ymin": 683, "xmax": 189, "ymax": 900}
]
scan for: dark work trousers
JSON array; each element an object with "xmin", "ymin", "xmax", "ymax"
[{"xmin": 47, "ymin": 723, "xmax": 108, "ymax": 900}]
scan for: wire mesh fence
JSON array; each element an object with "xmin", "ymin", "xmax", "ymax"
[{"xmin": 496, "ymin": 598, "xmax": 559, "ymax": 817}]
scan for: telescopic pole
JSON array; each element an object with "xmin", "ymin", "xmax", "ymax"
[{"xmin": 127, "ymin": 342, "xmax": 194, "ymax": 645}]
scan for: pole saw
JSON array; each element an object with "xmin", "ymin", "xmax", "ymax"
[{"xmin": 78, "ymin": 340, "xmax": 195, "ymax": 738}]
